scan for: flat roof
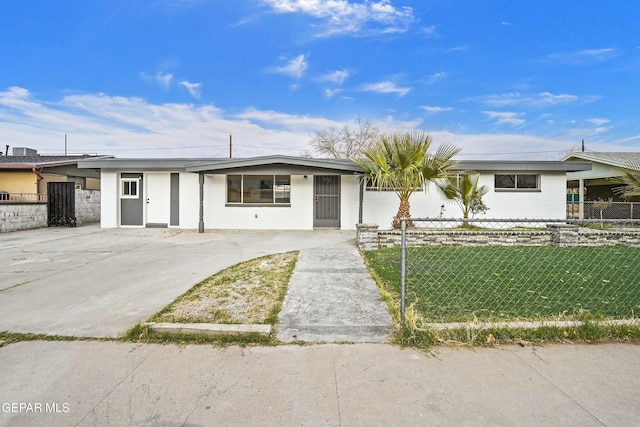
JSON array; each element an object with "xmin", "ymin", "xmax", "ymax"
[{"xmin": 78, "ymin": 156, "xmax": 592, "ymax": 173}]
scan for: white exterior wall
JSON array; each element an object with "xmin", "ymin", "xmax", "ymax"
[
  {"xmin": 179, "ymin": 172, "xmax": 200, "ymax": 228},
  {"xmin": 100, "ymin": 170, "xmax": 118, "ymax": 228},
  {"xmin": 360, "ymin": 181, "xmax": 446, "ymax": 230},
  {"xmin": 204, "ymin": 174, "xmax": 315, "ymax": 230},
  {"xmin": 340, "ymin": 175, "xmax": 360, "ymax": 230},
  {"xmin": 480, "ymin": 172, "xmax": 567, "ymax": 219},
  {"xmin": 99, "ymin": 168, "xmax": 569, "ymax": 230}
]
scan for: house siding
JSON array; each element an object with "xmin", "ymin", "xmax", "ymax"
[{"xmin": 94, "ymin": 167, "xmax": 571, "ymax": 231}]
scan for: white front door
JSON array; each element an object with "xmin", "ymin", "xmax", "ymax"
[{"xmin": 146, "ymin": 173, "xmax": 171, "ymax": 226}]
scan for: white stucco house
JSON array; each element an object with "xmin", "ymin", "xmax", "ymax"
[{"xmin": 78, "ymin": 156, "xmax": 591, "ymax": 231}]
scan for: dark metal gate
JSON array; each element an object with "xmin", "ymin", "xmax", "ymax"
[
  {"xmin": 47, "ymin": 182, "xmax": 77, "ymax": 227},
  {"xmin": 313, "ymin": 175, "xmax": 340, "ymax": 227}
]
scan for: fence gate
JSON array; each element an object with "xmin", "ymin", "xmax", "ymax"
[{"xmin": 47, "ymin": 182, "xmax": 76, "ymax": 227}]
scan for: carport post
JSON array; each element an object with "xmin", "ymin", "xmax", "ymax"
[
  {"xmin": 198, "ymin": 172, "xmax": 204, "ymax": 233},
  {"xmin": 400, "ymin": 218, "xmax": 406, "ymax": 323}
]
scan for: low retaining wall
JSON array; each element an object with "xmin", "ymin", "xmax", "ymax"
[
  {"xmin": 0, "ymin": 203, "xmax": 47, "ymax": 233},
  {"xmin": 356, "ymin": 223, "xmax": 640, "ymax": 250},
  {"xmin": 0, "ymin": 189, "xmax": 100, "ymax": 232}
]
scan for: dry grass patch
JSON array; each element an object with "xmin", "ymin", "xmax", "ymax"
[{"xmin": 150, "ymin": 251, "xmax": 298, "ymax": 325}]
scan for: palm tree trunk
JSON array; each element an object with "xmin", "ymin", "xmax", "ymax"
[{"xmin": 393, "ymin": 197, "xmax": 412, "ymax": 228}]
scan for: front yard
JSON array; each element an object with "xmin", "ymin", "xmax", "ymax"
[{"xmin": 364, "ymin": 246, "xmax": 640, "ymax": 323}]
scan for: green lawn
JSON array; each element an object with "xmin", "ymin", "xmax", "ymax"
[{"xmin": 364, "ymin": 246, "xmax": 640, "ymax": 322}]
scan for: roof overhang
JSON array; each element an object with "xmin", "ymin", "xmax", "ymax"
[
  {"xmin": 454, "ymin": 160, "xmax": 591, "ymax": 173},
  {"xmin": 77, "ymin": 158, "xmax": 209, "ymax": 171},
  {"xmin": 185, "ymin": 156, "xmax": 363, "ymax": 174},
  {"xmin": 77, "ymin": 156, "xmax": 592, "ymax": 174}
]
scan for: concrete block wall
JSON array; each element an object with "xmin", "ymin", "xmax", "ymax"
[
  {"xmin": 357, "ymin": 223, "xmax": 640, "ymax": 250},
  {"xmin": 75, "ymin": 190, "xmax": 100, "ymax": 225},
  {"xmin": 0, "ymin": 203, "xmax": 47, "ymax": 233}
]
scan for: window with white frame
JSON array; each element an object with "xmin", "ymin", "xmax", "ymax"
[
  {"xmin": 121, "ymin": 178, "xmax": 140, "ymax": 198},
  {"xmin": 494, "ymin": 174, "xmax": 540, "ymax": 191},
  {"xmin": 227, "ymin": 175, "xmax": 291, "ymax": 204}
]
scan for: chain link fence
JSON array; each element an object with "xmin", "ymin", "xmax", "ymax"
[
  {"xmin": 398, "ymin": 218, "xmax": 640, "ymax": 323},
  {"xmin": 567, "ymin": 201, "xmax": 640, "ymax": 219}
]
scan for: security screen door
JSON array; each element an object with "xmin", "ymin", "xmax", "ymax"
[{"xmin": 313, "ymin": 175, "xmax": 340, "ymax": 227}]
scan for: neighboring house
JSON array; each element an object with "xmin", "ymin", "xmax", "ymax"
[
  {"xmin": 563, "ymin": 151, "xmax": 640, "ymax": 218},
  {"xmin": 0, "ymin": 147, "xmax": 109, "ymax": 202},
  {"xmin": 77, "ymin": 156, "xmax": 590, "ymax": 231}
]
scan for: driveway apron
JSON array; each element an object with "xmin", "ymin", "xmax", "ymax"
[{"xmin": 278, "ymin": 242, "xmax": 392, "ymax": 343}]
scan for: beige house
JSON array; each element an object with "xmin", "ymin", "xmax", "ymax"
[{"xmin": 0, "ymin": 147, "xmax": 108, "ymax": 202}]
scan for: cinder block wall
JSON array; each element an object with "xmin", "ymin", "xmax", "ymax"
[
  {"xmin": 75, "ymin": 190, "xmax": 100, "ymax": 225},
  {"xmin": 0, "ymin": 204, "xmax": 47, "ymax": 233},
  {"xmin": 0, "ymin": 189, "xmax": 101, "ymax": 232}
]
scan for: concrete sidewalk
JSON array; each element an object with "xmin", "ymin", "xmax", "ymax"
[
  {"xmin": 277, "ymin": 243, "xmax": 392, "ymax": 343},
  {"xmin": 1, "ymin": 341, "xmax": 638, "ymax": 427}
]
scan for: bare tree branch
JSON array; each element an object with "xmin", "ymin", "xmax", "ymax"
[{"xmin": 309, "ymin": 116, "xmax": 379, "ymax": 158}]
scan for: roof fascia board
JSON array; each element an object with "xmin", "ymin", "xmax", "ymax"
[{"xmin": 455, "ymin": 161, "xmax": 591, "ymax": 172}]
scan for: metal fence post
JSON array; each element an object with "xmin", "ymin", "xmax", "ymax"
[{"xmin": 400, "ymin": 218, "xmax": 407, "ymax": 323}]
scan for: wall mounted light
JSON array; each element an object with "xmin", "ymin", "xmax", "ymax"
[{"xmin": 303, "ymin": 175, "xmax": 308, "ymax": 181}]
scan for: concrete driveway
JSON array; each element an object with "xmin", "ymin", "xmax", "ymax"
[{"xmin": 0, "ymin": 225, "xmax": 354, "ymax": 337}]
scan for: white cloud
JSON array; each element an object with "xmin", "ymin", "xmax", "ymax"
[
  {"xmin": 546, "ymin": 47, "xmax": 618, "ymax": 64},
  {"xmin": 421, "ymin": 25, "xmax": 437, "ymax": 37},
  {"xmin": 427, "ymin": 71, "xmax": 448, "ymax": 85},
  {"xmin": 483, "ymin": 111, "xmax": 526, "ymax": 126},
  {"xmin": 362, "ymin": 80, "xmax": 411, "ymax": 97},
  {"xmin": 263, "ymin": 0, "xmax": 415, "ymax": 37},
  {"xmin": 585, "ymin": 117, "xmax": 610, "ymax": 127},
  {"xmin": 324, "ymin": 88, "xmax": 342, "ymax": 99},
  {"xmin": 420, "ymin": 106, "xmax": 453, "ymax": 114},
  {"xmin": 475, "ymin": 92, "xmax": 582, "ymax": 108},
  {"xmin": 141, "ymin": 71, "xmax": 173, "ymax": 89},
  {"xmin": 271, "ymin": 54, "xmax": 308, "ymax": 78},
  {"xmin": 319, "ymin": 69, "xmax": 351, "ymax": 85},
  {"xmin": 179, "ymin": 81, "xmax": 202, "ymax": 99},
  {"xmin": 0, "ymin": 86, "xmax": 630, "ymax": 161}
]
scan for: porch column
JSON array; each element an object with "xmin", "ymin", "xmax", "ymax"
[
  {"xmin": 578, "ymin": 178, "xmax": 584, "ymax": 219},
  {"xmin": 198, "ymin": 172, "xmax": 204, "ymax": 233},
  {"xmin": 358, "ymin": 175, "xmax": 364, "ymax": 224}
]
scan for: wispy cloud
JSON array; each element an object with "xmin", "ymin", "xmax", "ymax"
[
  {"xmin": 319, "ymin": 69, "xmax": 351, "ymax": 85},
  {"xmin": 141, "ymin": 71, "xmax": 173, "ymax": 89},
  {"xmin": 420, "ymin": 106, "xmax": 453, "ymax": 114},
  {"xmin": 585, "ymin": 117, "xmax": 610, "ymax": 127},
  {"xmin": 483, "ymin": 111, "xmax": 525, "ymax": 126},
  {"xmin": 427, "ymin": 71, "xmax": 448, "ymax": 85},
  {"xmin": 324, "ymin": 88, "xmax": 343, "ymax": 99},
  {"xmin": 179, "ymin": 80, "xmax": 202, "ymax": 99},
  {"xmin": 262, "ymin": 0, "xmax": 415, "ymax": 37},
  {"xmin": 362, "ymin": 80, "xmax": 411, "ymax": 97},
  {"xmin": 546, "ymin": 47, "xmax": 618, "ymax": 64},
  {"xmin": 474, "ymin": 92, "xmax": 583, "ymax": 108},
  {"xmin": 271, "ymin": 54, "xmax": 308, "ymax": 78}
]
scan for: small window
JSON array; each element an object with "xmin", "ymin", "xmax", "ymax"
[
  {"xmin": 121, "ymin": 178, "xmax": 139, "ymax": 198},
  {"xmin": 495, "ymin": 174, "xmax": 539, "ymax": 191}
]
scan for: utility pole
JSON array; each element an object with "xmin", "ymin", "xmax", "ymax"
[{"xmin": 229, "ymin": 134, "xmax": 232, "ymax": 158}]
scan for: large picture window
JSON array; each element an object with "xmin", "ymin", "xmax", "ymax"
[
  {"xmin": 494, "ymin": 174, "xmax": 539, "ymax": 191},
  {"xmin": 227, "ymin": 175, "xmax": 291, "ymax": 205}
]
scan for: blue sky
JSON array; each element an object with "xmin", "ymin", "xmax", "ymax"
[{"xmin": 1, "ymin": 0, "xmax": 639, "ymax": 159}]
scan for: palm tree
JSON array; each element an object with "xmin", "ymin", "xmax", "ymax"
[
  {"xmin": 353, "ymin": 131, "xmax": 460, "ymax": 228},
  {"xmin": 439, "ymin": 172, "xmax": 489, "ymax": 221},
  {"xmin": 613, "ymin": 161, "xmax": 640, "ymax": 200}
]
